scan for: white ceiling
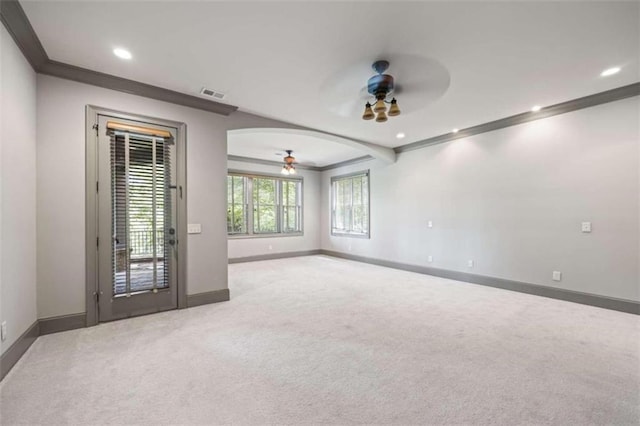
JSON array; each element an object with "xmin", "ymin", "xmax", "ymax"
[
  {"xmin": 228, "ymin": 130, "xmax": 368, "ymax": 167},
  {"xmin": 22, "ymin": 1, "xmax": 639, "ymax": 154}
]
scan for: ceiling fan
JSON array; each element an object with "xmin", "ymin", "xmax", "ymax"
[
  {"xmin": 319, "ymin": 54, "xmax": 451, "ymax": 121},
  {"xmin": 362, "ymin": 60, "xmax": 401, "ymax": 123},
  {"xmin": 281, "ymin": 150, "xmax": 296, "ymax": 175}
]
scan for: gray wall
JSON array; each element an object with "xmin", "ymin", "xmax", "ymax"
[
  {"xmin": 8, "ymin": 35, "xmax": 638, "ymax": 327},
  {"xmin": 321, "ymin": 98, "xmax": 640, "ymax": 302},
  {"xmin": 227, "ymin": 160, "xmax": 321, "ymax": 259},
  {"xmin": 36, "ymin": 74, "xmax": 304, "ymax": 319},
  {"xmin": 0, "ymin": 26, "xmax": 38, "ymax": 353}
]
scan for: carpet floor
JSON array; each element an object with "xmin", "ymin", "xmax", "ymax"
[{"xmin": 1, "ymin": 255, "xmax": 638, "ymax": 425}]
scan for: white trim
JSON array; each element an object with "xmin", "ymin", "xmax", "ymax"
[{"xmin": 228, "ymin": 128, "xmax": 396, "ymax": 165}]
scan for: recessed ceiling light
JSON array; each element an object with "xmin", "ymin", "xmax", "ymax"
[
  {"xmin": 600, "ymin": 67, "xmax": 621, "ymax": 77},
  {"xmin": 452, "ymin": 128, "xmax": 459, "ymax": 133},
  {"xmin": 531, "ymin": 105, "xmax": 542, "ymax": 112},
  {"xmin": 396, "ymin": 132, "xmax": 405, "ymax": 139},
  {"xmin": 113, "ymin": 48, "xmax": 132, "ymax": 60}
]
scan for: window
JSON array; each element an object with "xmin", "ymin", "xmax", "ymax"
[
  {"xmin": 227, "ymin": 172, "xmax": 302, "ymax": 236},
  {"xmin": 331, "ymin": 170, "xmax": 369, "ymax": 237},
  {"xmin": 281, "ymin": 180, "xmax": 299, "ymax": 233},
  {"xmin": 253, "ymin": 177, "xmax": 278, "ymax": 233},
  {"xmin": 227, "ymin": 175, "xmax": 246, "ymax": 234}
]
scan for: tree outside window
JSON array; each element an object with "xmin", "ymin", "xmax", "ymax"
[{"xmin": 227, "ymin": 173, "xmax": 302, "ymax": 236}]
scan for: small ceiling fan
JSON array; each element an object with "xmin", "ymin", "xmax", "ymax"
[{"xmin": 281, "ymin": 150, "xmax": 296, "ymax": 175}]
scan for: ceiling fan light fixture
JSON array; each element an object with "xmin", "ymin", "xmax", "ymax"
[
  {"xmin": 362, "ymin": 102, "xmax": 375, "ymax": 120},
  {"xmin": 388, "ymin": 98, "xmax": 401, "ymax": 116},
  {"xmin": 376, "ymin": 110, "xmax": 388, "ymax": 123},
  {"xmin": 281, "ymin": 150, "xmax": 296, "ymax": 175},
  {"xmin": 373, "ymin": 98, "xmax": 387, "ymax": 113},
  {"xmin": 361, "ymin": 60, "xmax": 402, "ymax": 123}
]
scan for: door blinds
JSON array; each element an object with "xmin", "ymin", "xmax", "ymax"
[{"xmin": 108, "ymin": 127, "xmax": 173, "ymax": 296}]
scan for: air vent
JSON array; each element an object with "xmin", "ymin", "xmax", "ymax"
[{"xmin": 200, "ymin": 87, "xmax": 226, "ymax": 100}]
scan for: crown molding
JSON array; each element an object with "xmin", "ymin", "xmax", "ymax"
[
  {"xmin": 39, "ymin": 60, "xmax": 237, "ymax": 115},
  {"xmin": 395, "ymin": 83, "xmax": 640, "ymax": 154},
  {"xmin": 0, "ymin": 0, "xmax": 237, "ymax": 116},
  {"xmin": 227, "ymin": 154, "xmax": 376, "ymax": 172},
  {"xmin": 228, "ymin": 128, "xmax": 395, "ymax": 164},
  {"xmin": 0, "ymin": 0, "xmax": 46, "ymax": 69},
  {"xmin": 228, "ymin": 155, "xmax": 322, "ymax": 171},
  {"xmin": 318, "ymin": 155, "xmax": 373, "ymax": 171}
]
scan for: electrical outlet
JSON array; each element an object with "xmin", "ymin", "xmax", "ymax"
[
  {"xmin": 553, "ymin": 271, "xmax": 562, "ymax": 282},
  {"xmin": 467, "ymin": 260, "xmax": 474, "ymax": 268},
  {"xmin": 1, "ymin": 321, "xmax": 7, "ymax": 342},
  {"xmin": 581, "ymin": 222, "xmax": 592, "ymax": 233},
  {"xmin": 427, "ymin": 255, "xmax": 433, "ymax": 263},
  {"xmin": 268, "ymin": 245, "xmax": 273, "ymax": 250},
  {"xmin": 428, "ymin": 220, "xmax": 433, "ymax": 228}
]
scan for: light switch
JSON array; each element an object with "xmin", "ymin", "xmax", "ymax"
[
  {"xmin": 428, "ymin": 220, "xmax": 433, "ymax": 228},
  {"xmin": 552, "ymin": 271, "xmax": 562, "ymax": 282},
  {"xmin": 581, "ymin": 222, "xmax": 592, "ymax": 233},
  {"xmin": 187, "ymin": 224, "xmax": 202, "ymax": 234}
]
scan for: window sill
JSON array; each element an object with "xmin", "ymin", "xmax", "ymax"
[
  {"xmin": 331, "ymin": 231, "xmax": 370, "ymax": 239},
  {"xmin": 228, "ymin": 232, "xmax": 304, "ymax": 240}
]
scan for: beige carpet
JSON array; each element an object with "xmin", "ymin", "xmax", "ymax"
[{"xmin": 1, "ymin": 255, "xmax": 638, "ymax": 425}]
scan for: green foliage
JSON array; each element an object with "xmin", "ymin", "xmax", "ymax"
[
  {"xmin": 226, "ymin": 175, "xmax": 302, "ymax": 234},
  {"xmin": 227, "ymin": 204, "xmax": 245, "ymax": 233},
  {"xmin": 113, "ymin": 137, "xmax": 169, "ymax": 257},
  {"xmin": 227, "ymin": 176, "xmax": 246, "ymax": 233},
  {"xmin": 253, "ymin": 178, "xmax": 277, "ymax": 233}
]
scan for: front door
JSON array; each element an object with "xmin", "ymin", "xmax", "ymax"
[{"xmin": 97, "ymin": 115, "xmax": 178, "ymax": 321}]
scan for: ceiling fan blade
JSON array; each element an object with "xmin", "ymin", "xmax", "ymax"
[
  {"xmin": 320, "ymin": 54, "xmax": 450, "ymax": 118},
  {"xmin": 319, "ymin": 60, "xmax": 379, "ymax": 118},
  {"xmin": 329, "ymin": 97, "xmax": 364, "ymax": 118}
]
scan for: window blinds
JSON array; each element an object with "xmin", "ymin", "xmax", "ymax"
[{"xmin": 109, "ymin": 130, "xmax": 172, "ymax": 295}]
